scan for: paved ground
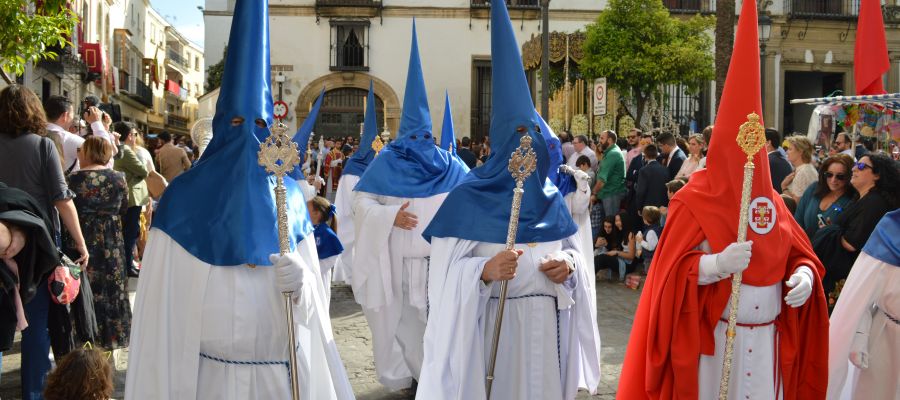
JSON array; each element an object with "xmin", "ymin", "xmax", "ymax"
[{"xmin": 0, "ymin": 280, "xmax": 640, "ymax": 399}]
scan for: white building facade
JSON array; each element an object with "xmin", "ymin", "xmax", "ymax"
[{"xmin": 204, "ymin": 0, "xmax": 605, "ymax": 141}]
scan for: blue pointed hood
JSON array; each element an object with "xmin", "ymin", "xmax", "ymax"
[
  {"xmin": 862, "ymin": 209, "xmax": 900, "ymax": 267},
  {"xmin": 539, "ymin": 112, "xmax": 576, "ymax": 198},
  {"xmin": 343, "ymin": 81, "xmax": 378, "ymax": 177},
  {"xmin": 288, "ymin": 87, "xmax": 325, "ymax": 180},
  {"xmin": 440, "ymin": 91, "xmax": 471, "ymax": 173},
  {"xmin": 423, "ymin": 0, "xmax": 576, "ymax": 244},
  {"xmin": 354, "ymin": 20, "xmax": 468, "ymax": 198},
  {"xmin": 440, "ymin": 91, "xmax": 456, "ymax": 154},
  {"xmin": 152, "ymin": 0, "xmax": 313, "ymax": 266}
]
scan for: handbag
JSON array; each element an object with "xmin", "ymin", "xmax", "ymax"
[
  {"xmin": 48, "ymin": 253, "xmax": 81, "ymax": 305},
  {"xmin": 146, "ymin": 169, "xmax": 168, "ymax": 199}
]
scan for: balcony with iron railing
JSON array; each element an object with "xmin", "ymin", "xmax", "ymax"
[
  {"xmin": 471, "ymin": 0, "xmax": 540, "ymax": 9},
  {"xmin": 787, "ymin": 0, "xmax": 859, "ymax": 19},
  {"xmin": 117, "ymin": 71, "xmax": 154, "ymax": 108},
  {"xmin": 166, "ymin": 114, "xmax": 189, "ymax": 130},
  {"xmin": 316, "ymin": 0, "xmax": 380, "ymax": 6},
  {"xmin": 166, "ymin": 48, "xmax": 190, "ymax": 71},
  {"xmin": 663, "ymin": 0, "xmax": 716, "ymax": 14}
]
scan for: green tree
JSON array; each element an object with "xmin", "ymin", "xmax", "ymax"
[
  {"xmin": 581, "ymin": 0, "xmax": 714, "ymax": 129},
  {"xmin": 715, "ymin": 0, "xmax": 736, "ymax": 106},
  {"xmin": 205, "ymin": 46, "xmax": 226, "ymax": 93},
  {"xmin": 0, "ymin": 0, "xmax": 76, "ymax": 83}
]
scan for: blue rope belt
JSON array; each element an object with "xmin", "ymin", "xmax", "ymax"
[
  {"xmin": 199, "ymin": 352, "xmax": 292, "ymax": 380},
  {"xmin": 876, "ymin": 305, "xmax": 900, "ymax": 326}
]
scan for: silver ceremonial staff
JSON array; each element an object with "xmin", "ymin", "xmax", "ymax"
[
  {"xmin": 718, "ymin": 112, "xmax": 765, "ymax": 399},
  {"xmin": 258, "ymin": 122, "xmax": 302, "ymax": 400},
  {"xmin": 485, "ymin": 134, "xmax": 537, "ymax": 399}
]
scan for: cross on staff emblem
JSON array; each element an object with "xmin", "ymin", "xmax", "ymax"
[
  {"xmin": 257, "ymin": 122, "xmax": 302, "ymax": 400},
  {"xmin": 486, "ymin": 134, "xmax": 537, "ymax": 399},
  {"xmin": 752, "ymin": 204, "xmax": 771, "ymax": 229}
]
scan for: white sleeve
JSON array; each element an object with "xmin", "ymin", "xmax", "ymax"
[
  {"xmin": 640, "ymin": 230, "xmax": 658, "ymax": 251},
  {"xmin": 91, "ymin": 122, "xmax": 119, "ymax": 158}
]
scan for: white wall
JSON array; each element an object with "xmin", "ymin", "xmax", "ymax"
[{"xmin": 204, "ymin": 1, "xmax": 604, "ymax": 137}]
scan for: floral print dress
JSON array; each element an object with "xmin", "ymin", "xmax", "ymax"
[{"xmin": 63, "ymin": 169, "xmax": 132, "ymax": 349}]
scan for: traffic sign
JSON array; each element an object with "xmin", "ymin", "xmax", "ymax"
[
  {"xmin": 273, "ymin": 100, "xmax": 289, "ymax": 120},
  {"xmin": 593, "ymin": 78, "xmax": 607, "ymax": 116}
]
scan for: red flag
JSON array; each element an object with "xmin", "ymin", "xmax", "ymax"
[{"xmin": 855, "ymin": 0, "xmax": 889, "ymax": 95}]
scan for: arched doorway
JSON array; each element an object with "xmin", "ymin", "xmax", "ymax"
[
  {"xmin": 314, "ymin": 88, "xmax": 384, "ymax": 139},
  {"xmin": 295, "ymin": 72, "xmax": 401, "ymax": 138}
]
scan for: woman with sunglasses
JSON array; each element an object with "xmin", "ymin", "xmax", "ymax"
[
  {"xmin": 813, "ymin": 153, "xmax": 900, "ymax": 310},
  {"xmin": 794, "ymin": 154, "xmax": 856, "ymax": 240}
]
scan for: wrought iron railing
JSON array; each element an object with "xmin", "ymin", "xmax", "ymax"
[
  {"xmin": 316, "ymin": 0, "xmax": 380, "ymax": 6},
  {"xmin": 132, "ymin": 78, "xmax": 154, "ymax": 108},
  {"xmin": 166, "ymin": 48, "xmax": 189, "ymax": 69},
  {"xmin": 787, "ymin": 0, "xmax": 859, "ymax": 19},
  {"xmin": 663, "ymin": 0, "xmax": 716, "ymax": 14},
  {"xmin": 167, "ymin": 114, "xmax": 189, "ymax": 130},
  {"xmin": 471, "ymin": 0, "xmax": 540, "ymax": 10}
]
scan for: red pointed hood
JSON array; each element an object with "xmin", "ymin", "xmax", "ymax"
[
  {"xmin": 855, "ymin": 0, "xmax": 889, "ymax": 95},
  {"xmin": 676, "ymin": 0, "xmax": 793, "ymax": 286}
]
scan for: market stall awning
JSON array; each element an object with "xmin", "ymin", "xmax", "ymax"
[{"xmin": 790, "ymin": 93, "xmax": 900, "ymax": 111}]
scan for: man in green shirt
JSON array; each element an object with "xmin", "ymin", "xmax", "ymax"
[{"xmin": 592, "ymin": 130, "xmax": 627, "ymax": 217}]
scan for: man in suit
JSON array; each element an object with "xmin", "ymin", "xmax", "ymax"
[
  {"xmin": 635, "ymin": 144, "xmax": 670, "ymax": 214},
  {"xmin": 765, "ymin": 128, "xmax": 792, "ymax": 193},
  {"xmin": 624, "ymin": 133, "xmax": 652, "ymax": 217},
  {"xmin": 456, "ymin": 136, "xmax": 478, "ymax": 169},
  {"xmin": 656, "ymin": 132, "xmax": 686, "ymax": 180}
]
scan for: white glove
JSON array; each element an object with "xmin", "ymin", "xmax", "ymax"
[
  {"xmin": 699, "ymin": 241, "xmax": 752, "ymax": 282},
  {"xmin": 269, "ymin": 253, "xmax": 305, "ymax": 297},
  {"xmin": 784, "ymin": 266, "xmax": 813, "ymax": 308},
  {"xmin": 572, "ymin": 169, "xmax": 591, "ymax": 182},
  {"xmin": 849, "ymin": 332, "xmax": 869, "ymax": 369},
  {"xmin": 715, "ymin": 241, "xmax": 753, "ymax": 275},
  {"xmin": 558, "ymin": 164, "xmax": 576, "ymax": 175}
]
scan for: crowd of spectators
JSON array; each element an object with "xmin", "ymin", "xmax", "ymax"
[
  {"xmin": 558, "ymin": 122, "xmax": 899, "ymax": 296},
  {"xmin": 0, "ymin": 85, "xmax": 193, "ymax": 398}
]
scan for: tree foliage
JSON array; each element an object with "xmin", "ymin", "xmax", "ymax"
[
  {"xmin": 581, "ymin": 0, "xmax": 714, "ymax": 129},
  {"xmin": 0, "ymin": 0, "xmax": 76, "ymax": 82},
  {"xmin": 715, "ymin": 0, "xmax": 736, "ymax": 107},
  {"xmin": 205, "ymin": 46, "xmax": 227, "ymax": 93}
]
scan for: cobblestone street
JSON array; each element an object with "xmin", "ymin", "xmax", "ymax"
[{"xmin": 0, "ymin": 280, "xmax": 640, "ymax": 399}]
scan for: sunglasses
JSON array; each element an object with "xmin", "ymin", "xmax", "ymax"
[
  {"xmin": 854, "ymin": 162, "xmax": 872, "ymax": 171},
  {"xmin": 823, "ymin": 172, "xmax": 847, "ymax": 180}
]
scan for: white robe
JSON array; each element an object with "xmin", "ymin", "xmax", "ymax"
[
  {"xmin": 351, "ymin": 191, "xmax": 447, "ymax": 390},
  {"xmin": 828, "ymin": 252, "xmax": 900, "ymax": 399},
  {"xmin": 125, "ymin": 229, "xmax": 354, "ymax": 400},
  {"xmin": 332, "ymin": 174, "xmax": 359, "ymax": 284},
  {"xmin": 563, "ymin": 176, "xmax": 601, "ymax": 394},
  {"xmin": 417, "ymin": 235, "xmax": 599, "ymax": 400},
  {"xmin": 696, "ymin": 240, "xmax": 784, "ymax": 400},
  {"xmin": 320, "ymin": 254, "xmax": 338, "ymax": 308}
]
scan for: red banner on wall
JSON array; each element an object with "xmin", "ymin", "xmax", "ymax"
[{"xmin": 79, "ymin": 43, "xmax": 105, "ymax": 74}]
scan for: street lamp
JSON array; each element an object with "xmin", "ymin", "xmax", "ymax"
[{"xmin": 758, "ymin": 13, "xmax": 771, "ymax": 118}]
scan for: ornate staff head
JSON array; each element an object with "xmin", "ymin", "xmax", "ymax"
[
  {"xmin": 258, "ymin": 122, "xmax": 301, "ymax": 178},
  {"xmin": 736, "ymin": 112, "xmax": 766, "ymax": 163},
  {"xmin": 508, "ymin": 135, "xmax": 537, "ymax": 189},
  {"xmin": 371, "ymin": 135, "xmax": 385, "ymax": 156}
]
